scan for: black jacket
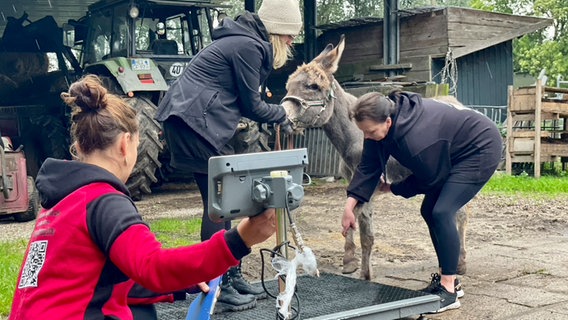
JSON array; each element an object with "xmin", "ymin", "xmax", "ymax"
[
  {"xmin": 155, "ymin": 12, "xmax": 286, "ymax": 151},
  {"xmin": 347, "ymin": 92, "xmax": 502, "ymax": 202}
]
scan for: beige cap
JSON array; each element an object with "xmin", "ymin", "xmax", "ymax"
[{"xmin": 258, "ymin": 0, "xmax": 302, "ymax": 36}]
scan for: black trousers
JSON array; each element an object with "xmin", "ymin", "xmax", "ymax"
[
  {"xmin": 162, "ymin": 116, "xmax": 232, "ymax": 241},
  {"xmin": 421, "ymin": 181, "xmax": 485, "ymax": 275},
  {"xmin": 194, "ymin": 172, "xmax": 231, "ymax": 241}
]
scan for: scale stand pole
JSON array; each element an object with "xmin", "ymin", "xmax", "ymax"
[{"xmin": 271, "ymin": 170, "xmax": 290, "ymax": 319}]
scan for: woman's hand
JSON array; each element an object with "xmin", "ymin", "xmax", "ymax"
[
  {"xmin": 236, "ymin": 208, "xmax": 277, "ymax": 248},
  {"xmin": 342, "ymin": 197, "xmax": 358, "ymax": 237},
  {"xmin": 185, "ymin": 282, "xmax": 210, "ymax": 294}
]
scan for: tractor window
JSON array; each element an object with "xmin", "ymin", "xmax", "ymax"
[
  {"xmin": 84, "ymin": 11, "xmax": 112, "ymax": 64},
  {"xmin": 184, "ymin": 8, "xmax": 212, "ymax": 56},
  {"xmin": 136, "ymin": 16, "xmax": 184, "ymax": 55},
  {"xmin": 135, "ymin": 18, "xmax": 157, "ymax": 52},
  {"xmin": 165, "ymin": 17, "xmax": 183, "ymax": 54},
  {"xmin": 111, "ymin": 6, "xmax": 130, "ymax": 57},
  {"xmin": 198, "ymin": 9, "xmax": 212, "ymax": 47}
]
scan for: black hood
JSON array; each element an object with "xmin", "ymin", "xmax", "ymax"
[
  {"xmin": 212, "ymin": 11, "xmax": 270, "ymax": 43},
  {"xmin": 388, "ymin": 92, "xmax": 424, "ymax": 139},
  {"xmin": 35, "ymin": 158, "xmax": 130, "ymax": 209}
]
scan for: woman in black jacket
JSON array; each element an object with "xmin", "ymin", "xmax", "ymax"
[
  {"xmin": 342, "ymin": 90, "xmax": 502, "ymax": 313},
  {"xmin": 154, "ymin": 0, "xmax": 301, "ymax": 312}
]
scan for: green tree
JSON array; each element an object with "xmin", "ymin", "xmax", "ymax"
[
  {"xmin": 472, "ymin": 0, "xmax": 568, "ymax": 80},
  {"xmin": 221, "ymin": 0, "xmax": 473, "ymax": 26}
]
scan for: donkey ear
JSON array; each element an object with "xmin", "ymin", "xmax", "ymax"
[
  {"xmin": 313, "ymin": 44, "xmax": 334, "ymax": 62},
  {"xmin": 314, "ymin": 34, "xmax": 345, "ymax": 74}
]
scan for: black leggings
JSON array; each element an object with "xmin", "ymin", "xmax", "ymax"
[
  {"xmin": 193, "ymin": 172, "xmax": 231, "ymax": 241},
  {"xmin": 421, "ymin": 181, "xmax": 486, "ymax": 275}
]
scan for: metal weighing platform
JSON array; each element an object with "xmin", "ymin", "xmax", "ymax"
[{"xmin": 156, "ymin": 272, "xmax": 439, "ymax": 319}]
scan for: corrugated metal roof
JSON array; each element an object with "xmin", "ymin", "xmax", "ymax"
[
  {"xmin": 0, "ymin": 0, "xmax": 97, "ymax": 35},
  {"xmin": 0, "ymin": 0, "xmax": 227, "ymax": 37}
]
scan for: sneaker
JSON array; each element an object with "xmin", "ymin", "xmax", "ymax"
[
  {"xmin": 422, "ymin": 273, "xmax": 464, "ymax": 298},
  {"xmin": 228, "ymin": 265, "xmax": 267, "ymax": 300},
  {"xmin": 422, "ymin": 273, "xmax": 441, "ymax": 294},
  {"xmin": 214, "ymin": 277, "xmax": 257, "ymax": 313},
  {"xmin": 454, "ymin": 277, "xmax": 465, "ymax": 298},
  {"xmin": 427, "ymin": 283, "xmax": 461, "ymax": 313}
]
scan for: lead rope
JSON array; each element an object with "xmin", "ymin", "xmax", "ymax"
[{"xmin": 274, "ymin": 125, "xmax": 295, "ymax": 151}]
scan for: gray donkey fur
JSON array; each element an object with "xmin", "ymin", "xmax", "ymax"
[{"xmin": 281, "ymin": 35, "xmax": 468, "ymax": 280}]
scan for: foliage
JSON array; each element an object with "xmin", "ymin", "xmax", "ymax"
[
  {"xmin": 483, "ymin": 173, "xmax": 568, "ymax": 194},
  {"xmin": 472, "ymin": 0, "xmax": 568, "ymax": 80},
  {"xmin": 221, "ymin": 0, "xmax": 474, "ymax": 28},
  {"xmin": 0, "ymin": 240, "xmax": 27, "ymax": 317},
  {"xmin": 148, "ymin": 217, "xmax": 202, "ymax": 247}
]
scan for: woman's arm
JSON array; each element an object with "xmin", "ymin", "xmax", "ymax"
[{"xmin": 346, "ymin": 139, "xmax": 386, "ymax": 203}]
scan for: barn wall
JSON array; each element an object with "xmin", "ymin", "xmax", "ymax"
[
  {"xmin": 318, "ymin": 24, "xmax": 384, "ymax": 83},
  {"xmin": 318, "ymin": 9, "xmax": 451, "ymax": 83},
  {"xmin": 432, "ymin": 41, "xmax": 513, "ymax": 108}
]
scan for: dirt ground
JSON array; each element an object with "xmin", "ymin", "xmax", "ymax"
[
  {"xmin": 132, "ymin": 178, "xmax": 568, "ymax": 319},
  {"xmin": 3, "ymin": 178, "xmax": 568, "ymax": 319}
]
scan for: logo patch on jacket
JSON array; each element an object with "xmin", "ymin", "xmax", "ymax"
[{"xmin": 18, "ymin": 240, "xmax": 48, "ymax": 289}]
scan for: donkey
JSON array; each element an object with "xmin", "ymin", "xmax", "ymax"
[{"xmin": 281, "ymin": 35, "xmax": 468, "ymax": 280}]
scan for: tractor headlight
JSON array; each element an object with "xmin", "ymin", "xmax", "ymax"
[{"xmin": 129, "ymin": 6, "xmax": 139, "ymax": 19}]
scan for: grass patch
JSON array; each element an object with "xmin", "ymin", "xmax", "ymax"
[
  {"xmin": 0, "ymin": 217, "xmax": 202, "ymax": 318},
  {"xmin": 483, "ymin": 173, "xmax": 568, "ymax": 195},
  {"xmin": 148, "ymin": 217, "xmax": 202, "ymax": 248},
  {"xmin": 0, "ymin": 239, "xmax": 27, "ymax": 317}
]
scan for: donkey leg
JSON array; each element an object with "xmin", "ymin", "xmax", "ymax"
[
  {"xmin": 343, "ymin": 228, "xmax": 359, "ymax": 274},
  {"xmin": 456, "ymin": 206, "xmax": 469, "ymax": 275},
  {"xmin": 358, "ymin": 203, "xmax": 374, "ymax": 280}
]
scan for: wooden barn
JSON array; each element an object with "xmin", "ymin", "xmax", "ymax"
[{"xmin": 316, "ymin": 7, "xmax": 552, "ymax": 110}]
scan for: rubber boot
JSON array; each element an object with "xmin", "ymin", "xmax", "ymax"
[
  {"xmin": 214, "ymin": 272, "xmax": 257, "ymax": 313},
  {"xmin": 228, "ymin": 263, "xmax": 267, "ymax": 300}
]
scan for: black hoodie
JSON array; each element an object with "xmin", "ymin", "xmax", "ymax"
[
  {"xmin": 155, "ymin": 11, "xmax": 286, "ymax": 152},
  {"xmin": 347, "ymin": 92, "xmax": 502, "ymax": 201}
]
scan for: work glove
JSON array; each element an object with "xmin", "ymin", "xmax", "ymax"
[{"xmin": 279, "ymin": 118, "xmax": 294, "ymax": 135}]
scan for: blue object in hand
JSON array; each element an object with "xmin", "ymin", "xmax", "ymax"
[{"xmin": 186, "ymin": 276, "xmax": 222, "ymax": 320}]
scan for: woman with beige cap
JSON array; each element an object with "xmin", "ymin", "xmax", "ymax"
[{"xmin": 155, "ymin": 0, "xmax": 303, "ymax": 313}]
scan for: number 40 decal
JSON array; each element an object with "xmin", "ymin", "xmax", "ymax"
[{"xmin": 169, "ymin": 62, "xmax": 185, "ymax": 77}]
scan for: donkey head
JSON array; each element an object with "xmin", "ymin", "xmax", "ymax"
[{"xmin": 282, "ymin": 35, "xmax": 346, "ymax": 130}]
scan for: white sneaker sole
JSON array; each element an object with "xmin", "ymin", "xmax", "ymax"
[
  {"xmin": 456, "ymin": 288, "xmax": 465, "ymax": 298},
  {"xmin": 428, "ymin": 299, "xmax": 461, "ymax": 313}
]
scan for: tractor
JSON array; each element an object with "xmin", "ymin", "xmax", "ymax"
[
  {"xmin": 66, "ymin": 0, "xmax": 231, "ymax": 199},
  {"xmin": 0, "ymin": 134, "xmax": 39, "ymax": 222},
  {"xmin": 0, "ymin": 0, "xmax": 271, "ymax": 203}
]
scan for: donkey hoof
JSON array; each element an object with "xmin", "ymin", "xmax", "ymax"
[
  {"xmin": 457, "ymin": 263, "xmax": 467, "ymax": 275},
  {"xmin": 342, "ymin": 260, "xmax": 359, "ymax": 274}
]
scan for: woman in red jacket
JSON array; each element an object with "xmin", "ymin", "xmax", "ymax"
[{"xmin": 9, "ymin": 75, "xmax": 276, "ymax": 320}]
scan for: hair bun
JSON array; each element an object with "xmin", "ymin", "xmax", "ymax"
[{"xmin": 64, "ymin": 75, "xmax": 108, "ymax": 112}]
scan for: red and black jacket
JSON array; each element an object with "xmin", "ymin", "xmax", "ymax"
[{"xmin": 10, "ymin": 159, "xmax": 249, "ymax": 320}]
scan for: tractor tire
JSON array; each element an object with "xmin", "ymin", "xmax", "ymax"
[
  {"xmin": 229, "ymin": 118, "xmax": 272, "ymax": 154},
  {"xmin": 125, "ymin": 96, "xmax": 163, "ymax": 201},
  {"xmin": 23, "ymin": 114, "xmax": 71, "ymax": 178},
  {"xmin": 13, "ymin": 176, "xmax": 39, "ymax": 222}
]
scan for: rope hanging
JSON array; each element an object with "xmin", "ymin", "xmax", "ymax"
[{"xmin": 438, "ymin": 49, "xmax": 458, "ymax": 96}]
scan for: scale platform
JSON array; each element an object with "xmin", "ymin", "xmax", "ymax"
[{"xmin": 156, "ymin": 272, "xmax": 439, "ymax": 319}]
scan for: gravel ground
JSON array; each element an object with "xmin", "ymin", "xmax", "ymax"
[{"xmin": 3, "ymin": 180, "xmax": 568, "ymax": 319}]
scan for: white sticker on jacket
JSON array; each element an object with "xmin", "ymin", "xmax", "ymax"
[{"xmin": 18, "ymin": 240, "xmax": 48, "ymax": 289}]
